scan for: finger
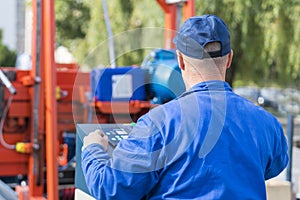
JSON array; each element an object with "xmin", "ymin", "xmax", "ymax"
[
  {"xmin": 95, "ymin": 129, "xmax": 105, "ymax": 136},
  {"xmin": 90, "ymin": 130, "xmax": 100, "ymax": 136},
  {"xmin": 94, "ymin": 129, "xmax": 102, "ymax": 134},
  {"xmin": 102, "ymin": 134, "xmax": 108, "ymax": 140}
]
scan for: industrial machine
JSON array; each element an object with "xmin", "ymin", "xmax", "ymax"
[
  {"xmin": 142, "ymin": 48, "xmax": 186, "ymax": 104},
  {"xmin": 0, "ymin": 0, "xmax": 195, "ymax": 199},
  {"xmin": 0, "ymin": 1, "xmax": 89, "ymax": 199},
  {"xmin": 0, "ymin": 63, "xmax": 90, "ymax": 199}
]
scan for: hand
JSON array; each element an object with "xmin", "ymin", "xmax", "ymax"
[{"xmin": 82, "ymin": 129, "xmax": 109, "ymax": 151}]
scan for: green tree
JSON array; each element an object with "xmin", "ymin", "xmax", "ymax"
[
  {"xmin": 56, "ymin": 0, "xmax": 300, "ymax": 88},
  {"xmin": 197, "ymin": 0, "xmax": 300, "ymax": 87},
  {"xmin": 55, "ymin": 0, "xmax": 90, "ymax": 50},
  {"xmin": 0, "ymin": 30, "xmax": 17, "ymax": 67},
  {"xmin": 72, "ymin": 0, "xmax": 163, "ymax": 68}
]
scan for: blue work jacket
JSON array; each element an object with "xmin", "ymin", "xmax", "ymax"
[{"xmin": 82, "ymin": 80, "xmax": 288, "ymax": 199}]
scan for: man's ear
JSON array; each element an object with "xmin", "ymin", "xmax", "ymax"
[
  {"xmin": 226, "ymin": 50, "xmax": 233, "ymax": 69},
  {"xmin": 177, "ymin": 52, "xmax": 185, "ymax": 71}
]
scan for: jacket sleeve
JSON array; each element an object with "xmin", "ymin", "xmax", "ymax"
[
  {"xmin": 264, "ymin": 118, "xmax": 289, "ymax": 180},
  {"xmin": 81, "ymin": 116, "xmax": 163, "ymax": 199}
]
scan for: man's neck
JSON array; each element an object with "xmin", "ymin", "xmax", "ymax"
[{"xmin": 184, "ymin": 75, "xmax": 224, "ymax": 90}]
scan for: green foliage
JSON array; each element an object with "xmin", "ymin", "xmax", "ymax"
[
  {"xmin": 64, "ymin": 0, "xmax": 163, "ymax": 68},
  {"xmin": 197, "ymin": 0, "xmax": 300, "ymax": 87},
  {"xmin": 0, "ymin": 30, "xmax": 17, "ymax": 67},
  {"xmin": 55, "ymin": 0, "xmax": 90, "ymax": 46},
  {"xmin": 55, "ymin": 0, "xmax": 300, "ymax": 88}
]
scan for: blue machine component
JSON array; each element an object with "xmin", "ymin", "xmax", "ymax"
[
  {"xmin": 90, "ymin": 67, "xmax": 146, "ymax": 101},
  {"xmin": 142, "ymin": 49, "xmax": 186, "ymax": 104},
  {"xmin": 90, "ymin": 49, "xmax": 185, "ymax": 104}
]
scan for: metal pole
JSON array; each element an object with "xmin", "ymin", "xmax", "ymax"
[
  {"xmin": 29, "ymin": 0, "xmax": 44, "ymax": 197},
  {"xmin": 33, "ymin": 0, "xmax": 41, "ymax": 186},
  {"xmin": 156, "ymin": 0, "xmax": 178, "ymax": 49},
  {"xmin": 286, "ymin": 113, "xmax": 294, "ymax": 183},
  {"xmin": 102, "ymin": 0, "xmax": 116, "ymax": 68},
  {"xmin": 42, "ymin": 0, "xmax": 59, "ymax": 199},
  {"xmin": 176, "ymin": 4, "xmax": 182, "ymax": 31},
  {"xmin": 183, "ymin": 0, "xmax": 195, "ymax": 20}
]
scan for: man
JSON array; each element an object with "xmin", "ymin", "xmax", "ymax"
[{"xmin": 82, "ymin": 14, "xmax": 288, "ymax": 199}]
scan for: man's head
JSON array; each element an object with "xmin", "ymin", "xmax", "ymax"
[{"xmin": 174, "ymin": 15, "xmax": 233, "ymax": 88}]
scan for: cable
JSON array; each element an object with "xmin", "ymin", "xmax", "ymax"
[{"xmin": 0, "ymin": 95, "xmax": 16, "ymax": 150}]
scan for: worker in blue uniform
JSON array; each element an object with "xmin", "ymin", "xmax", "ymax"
[{"xmin": 81, "ymin": 14, "xmax": 288, "ymax": 199}]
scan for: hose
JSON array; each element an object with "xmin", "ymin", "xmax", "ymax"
[{"xmin": 0, "ymin": 95, "xmax": 16, "ymax": 150}]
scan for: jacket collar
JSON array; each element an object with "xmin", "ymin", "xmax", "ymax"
[{"xmin": 189, "ymin": 80, "xmax": 232, "ymax": 92}]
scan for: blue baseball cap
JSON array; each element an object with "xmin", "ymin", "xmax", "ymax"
[{"xmin": 174, "ymin": 14, "xmax": 231, "ymax": 59}]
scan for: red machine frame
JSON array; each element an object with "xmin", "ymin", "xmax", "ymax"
[{"xmin": 157, "ymin": 0, "xmax": 195, "ymax": 49}]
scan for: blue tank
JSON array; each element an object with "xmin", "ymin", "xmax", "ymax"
[{"xmin": 141, "ymin": 49, "xmax": 186, "ymax": 104}]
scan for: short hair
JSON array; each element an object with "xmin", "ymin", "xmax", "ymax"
[
  {"xmin": 205, "ymin": 42, "xmax": 228, "ymax": 67},
  {"xmin": 204, "ymin": 42, "xmax": 221, "ymax": 52}
]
